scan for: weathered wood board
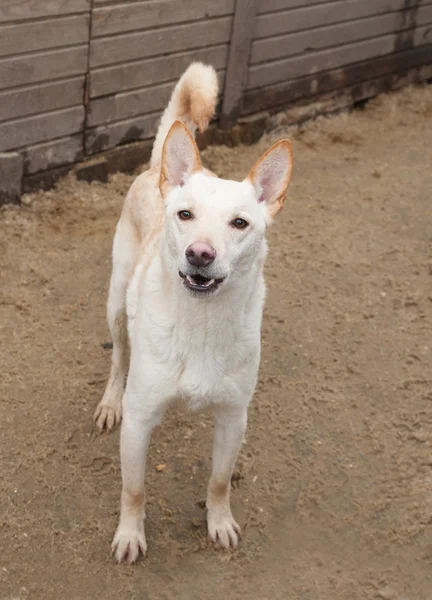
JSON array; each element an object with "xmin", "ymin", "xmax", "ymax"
[
  {"xmin": 88, "ymin": 72, "xmax": 225, "ymax": 127},
  {"xmin": 0, "ymin": 78, "xmax": 84, "ymax": 122},
  {"xmin": 243, "ymin": 44, "xmax": 432, "ymax": 114},
  {"xmin": 90, "ymin": 46, "xmax": 229, "ymax": 97},
  {"xmin": 258, "ymin": 0, "xmax": 340, "ymax": 12},
  {"xmin": 0, "ymin": 107, "xmax": 84, "ymax": 152},
  {"xmin": 255, "ymin": 0, "xmax": 431, "ymax": 38},
  {"xmin": 90, "ymin": 17, "xmax": 233, "ymax": 68},
  {"xmin": 0, "ymin": 46, "xmax": 88, "ymax": 89},
  {"xmin": 86, "ymin": 112, "xmax": 160, "ymax": 154},
  {"xmin": 251, "ymin": 5, "xmax": 432, "ymax": 64},
  {"xmin": 247, "ymin": 24, "xmax": 432, "ymax": 89},
  {"xmin": 23, "ymin": 135, "xmax": 83, "ymax": 175},
  {"xmin": 92, "ymin": 0, "xmax": 235, "ymax": 37},
  {"xmin": 220, "ymin": 0, "xmax": 260, "ymax": 128},
  {"xmin": 0, "ymin": 15, "xmax": 89, "ymax": 57},
  {"xmin": 0, "ymin": 0, "xmax": 431, "ymax": 195},
  {"xmin": 0, "ymin": 0, "xmax": 90, "ymax": 23}
]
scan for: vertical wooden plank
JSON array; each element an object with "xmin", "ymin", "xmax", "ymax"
[{"xmin": 220, "ymin": 0, "xmax": 259, "ymax": 129}]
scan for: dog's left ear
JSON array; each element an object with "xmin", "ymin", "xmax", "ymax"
[
  {"xmin": 246, "ymin": 140, "xmax": 293, "ymax": 218},
  {"xmin": 160, "ymin": 121, "xmax": 202, "ymax": 197}
]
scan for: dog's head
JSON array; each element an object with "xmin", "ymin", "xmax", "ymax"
[{"xmin": 160, "ymin": 121, "xmax": 293, "ymax": 298}]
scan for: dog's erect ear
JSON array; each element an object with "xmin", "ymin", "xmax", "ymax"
[
  {"xmin": 246, "ymin": 140, "xmax": 293, "ymax": 218},
  {"xmin": 160, "ymin": 121, "xmax": 202, "ymax": 197}
]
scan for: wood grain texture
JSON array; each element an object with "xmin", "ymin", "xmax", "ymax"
[
  {"xmin": 0, "ymin": 0, "xmax": 90, "ymax": 23},
  {"xmin": 0, "ymin": 151, "xmax": 23, "ymax": 203},
  {"xmin": 90, "ymin": 16, "xmax": 232, "ymax": 67},
  {"xmin": 220, "ymin": 0, "xmax": 260, "ymax": 129},
  {"xmin": 88, "ymin": 72, "xmax": 225, "ymax": 127},
  {"xmin": 0, "ymin": 0, "xmax": 430, "ymax": 179},
  {"xmin": 264, "ymin": 62, "xmax": 432, "ymax": 125},
  {"xmin": 85, "ymin": 112, "xmax": 160, "ymax": 154},
  {"xmin": 0, "ymin": 78, "xmax": 84, "ymax": 122},
  {"xmin": 93, "ymin": 0, "xmax": 152, "ymax": 4},
  {"xmin": 90, "ymin": 45, "xmax": 228, "ymax": 97},
  {"xmin": 242, "ymin": 44, "xmax": 432, "ymax": 114},
  {"xmin": 0, "ymin": 47, "xmax": 88, "ymax": 88},
  {"xmin": 258, "ymin": 0, "xmax": 340, "ymax": 13},
  {"xmin": 0, "ymin": 15, "xmax": 89, "ymax": 58},
  {"xmin": 92, "ymin": 0, "xmax": 235, "ymax": 37},
  {"xmin": 0, "ymin": 106, "xmax": 84, "ymax": 152},
  {"xmin": 88, "ymin": 83, "xmax": 173, "ymax": 127},
  {"xmin": 247, "ymin": 25, "xmax": 432, "ymax": 89},
  {"xmin": 251, "ymin": 4, "xmax": 432, "ymax": 64},
  {"xmin": 23, "ymin": 134, "xmax": 83, "ymax": 175},
  {"xmin": 254, "ymin": 0, "xmax": 428, "ymax": 39}
]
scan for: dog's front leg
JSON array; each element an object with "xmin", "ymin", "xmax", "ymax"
[
  {"xmin": 111, "ymin": 390, "xmax": 166, "ymax": 564},
  {"xmin": 207, "ymin": 404, "xmax": 248, "ymax": 549}
]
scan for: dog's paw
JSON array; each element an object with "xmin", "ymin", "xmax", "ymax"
[
  {"xmin": 93, "ymin": 402, "xmax": 122, "ymax": 433},
  {"xmin": 207, "ymin": 510, "xmax": 241, "ymax": 550},
  {"xmin": 111, "ymin": 524, "xmax": 147, "ymax": 564}
]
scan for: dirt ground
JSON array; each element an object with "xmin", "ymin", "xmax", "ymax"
[{"xmin": 1, "ymin": 85, "xmax": 432, "ymax": 600}]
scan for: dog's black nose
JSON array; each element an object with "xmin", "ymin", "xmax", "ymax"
[{"xmin": 186, "ymin": 242, "xmax": 216, "ymax": 268}]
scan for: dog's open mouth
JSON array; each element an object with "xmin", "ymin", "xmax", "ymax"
[{"xmin": 179, "ymin": 271, "xmax": 224, "ymax": 294}]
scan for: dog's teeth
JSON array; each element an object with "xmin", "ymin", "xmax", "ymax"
[{"xmin": 185, "ymin": 275, "xmax": 215, "ymax": 288}]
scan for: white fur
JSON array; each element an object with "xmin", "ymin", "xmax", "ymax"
[{"xmin": 94, "ymin": 63, "xmax": 292, "ymax": 564}]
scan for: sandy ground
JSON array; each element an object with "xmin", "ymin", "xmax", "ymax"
[{"xmin": 1, "ymin": 86, "xmax": 432, "ymax": 600}]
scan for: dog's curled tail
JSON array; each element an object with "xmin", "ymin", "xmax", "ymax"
[{"xmin": 151, "ymin": 62, "xmax": 218, "ymax": 168}]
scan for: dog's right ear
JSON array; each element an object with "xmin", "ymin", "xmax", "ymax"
[{"xmin": 160, "ymin": 121, "xmax": 202, "ymax": 198}]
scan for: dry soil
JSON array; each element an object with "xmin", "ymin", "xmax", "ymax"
[{"xmin": 1, "ymin": 85, "xmax": 432, "ymax": 600}]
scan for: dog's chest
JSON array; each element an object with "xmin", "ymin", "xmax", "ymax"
[
  {"xmin": 139, "ymin": 300, "xmax": 260, "ymax": 407},
  {"xmin": 175, "ymin": 328, "xmax": 243, "ymax": 406},
  {"xmin": 129, "ymin": 255, "xmax": 264, "ymax": 407}
]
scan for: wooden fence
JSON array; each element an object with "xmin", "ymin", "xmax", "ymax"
[{"xmin": 0, "ymin": 0, "xmax": 431, "ymax": 201}]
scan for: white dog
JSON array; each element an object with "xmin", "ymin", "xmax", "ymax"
[{"xmin": 94, "ymin": 63, "xmax": 293, "ymax": 564}]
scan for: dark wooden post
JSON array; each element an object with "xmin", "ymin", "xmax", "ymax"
[{"xmin": 220, "ymin": 0, "xmax": 260, "ymax": 129}]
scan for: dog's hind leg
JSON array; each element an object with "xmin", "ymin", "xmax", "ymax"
[{"xmin": 94, "ymin": 218, "xmax": 139, "ymax": 432}]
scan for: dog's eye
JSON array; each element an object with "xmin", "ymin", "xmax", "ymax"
[
  {"xmin": 178, "ymin": 210, "xmax": 193, "ymax": 220},
  {"xmin": 231, "ymin": 218, "xmax": 249, "ymax": 230}
]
